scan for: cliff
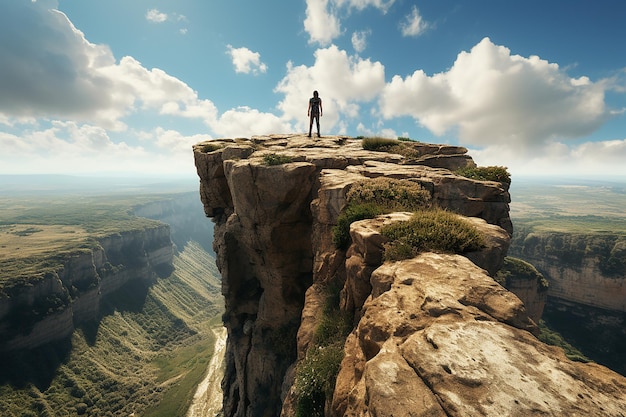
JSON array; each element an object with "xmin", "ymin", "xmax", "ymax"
[
  {"xmin": 510, "ymin": 229, "xmax": 626, "ymax": 312},
  {"xmin": 193, "ymin": 134, "xmax": 626, "ymax": 417},
  {"xmin": 0, "ymin": 224, "xmax": 174, "ymax": 352},
  {"xmin": 509, "ymin": 227, "xmax": 626, "ymax": 375}
]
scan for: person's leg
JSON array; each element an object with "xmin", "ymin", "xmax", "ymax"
[
  {"xmin": 316, "ymin": 116, "xmax": 320, "ymax": 137},
  {"xmin": 308, "ymin": 116, "xmax": 313, "ymax": 137}
]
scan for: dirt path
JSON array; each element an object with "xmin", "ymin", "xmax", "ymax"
[{"xmin": 186, "ymin": 327, "xmax": 227, "ymax": 417}]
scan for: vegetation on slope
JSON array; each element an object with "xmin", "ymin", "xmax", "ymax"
[
  {"xmin": 295, "ymin": 281, "xmax": 352, "ymax": 417},
  {"xmin": 361, "ymin": 136, "xmax": 421, "ymax": 158},
  {"xmin": 495, "ymin": 257, "xmax": 549, "ymax": 292},
  {"xmin": 0, "ymin": 242, "xmax": 223, "ymax": 417},
  {"xmin": 332, "ymin": 177, "xmax": 432, "ymax": 250},
  {"xmin": 455, "ymin": 165, "xmax": 511, "ymax": 185},
  {"xmin": 381, "ymin": 209, "xmax": 485, "ymax": 261}
]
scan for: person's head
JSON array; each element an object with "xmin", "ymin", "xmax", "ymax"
[{"xmin": 313, "ymin": 90, "xmax": 318, "ymax": 98}]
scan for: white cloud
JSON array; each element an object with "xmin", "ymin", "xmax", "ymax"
[
  {"xmin": 145, "ymin": 9, "xmax": 188, "ymax": 34},
  {"xmin": 0, "ymin": 1, "xmax": 271, "ymax": 174},
  {"xmin": 335, "ymin": 0, "xmax": 395, "ymax": 13},
  {"xmin": 471, "ymin": 138, "xmax": 626, "ymax": 177},
  {"xmin": 304, "ymin": 0, "xmax": 341, "ymax": 45},
  {"xmin": 0, "ymin": 119, "xmax": 216, "ymax": 175},
  {"xmin": 0, "ymin": 1, "xmax": 219, "ymax": 131},
  {"xmin": 304, "ymin": 0, "xmax": 396, "ymax": 45},
  {"xmin": 380, "ymin": 37, "xmax": 609, "ymax": 151},
  {"xmin": 226, "ymin": 45, "xmax": 268, "ymax": 75},
  {"xmin": 275, "ymin": 45, "xmax": 386, "ymax": 132},
  {"xmin": 146, "ymin": 9, "xmax": 168, "ymax": 23},
  {"xmin": 400, "ymin": 5, "xmax": 429, "ymax": 37},
  {"xmin": 0, "ymin": 121, "xmax": 146, "ymax": 173},
  {"xmin": 151, "ymin": 127, "xmax": 212, "ymax": 154},
  {"xmin": 351, "ymin": 30, "xmax": 371, "ymax": 53},
  {"xmin": 210, "ymin": 107, "xmax": 293, "ymax": 138},
  {"xmin": 0, "ymin": 3, "xmax": 118, "ymax": 125}
]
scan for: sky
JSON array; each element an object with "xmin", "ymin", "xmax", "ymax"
[{"xmin": 1, "ymin": 0, "xmax": 626, "ymax": 179}]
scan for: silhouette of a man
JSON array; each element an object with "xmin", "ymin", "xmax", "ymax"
[{"xmin": 307, "ymin": 90, "xmax": 322, "ymax": 138}]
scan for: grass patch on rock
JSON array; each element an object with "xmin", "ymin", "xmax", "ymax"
[
  {"xmin": 332, "ymin": 178, "xmax": 431, "ymax": 250},
  {"xmin": 381, "ymin": 209, "xmax": 485, "ymax": 261},
  {"xmin": 455, "ymin": 165, "xmax": 511, "ymax": 185},
  {"xmin": 495, "ymin": 257, "xmax": 549, "ymax": 292},
  {"xmin": 263, "ymin": 153, "xmax": 294, "ymax": 166},
  {"xmin": 295, "ymin": 281, "xmax": 352, "ymax": 417}
]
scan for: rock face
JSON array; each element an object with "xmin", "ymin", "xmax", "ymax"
[
  {"xmin": 0, "ymin": 224, "xmax": 173, "ymax": 352},
  {"xmin": 510, "ymin": 230, "xmax": 626, "ymax": 312},
  {"xmin": 510, "ymin": 229, "xmax": 626, "ymax": 375},
  {"xmin": 193, "ymin": 134, "xmax": 626, "ymax": 417}
]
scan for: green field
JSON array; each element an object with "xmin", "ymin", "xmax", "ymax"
[
  {"xmin": 0, "ymin": 194, "xmax": 170, "ymax": 285},
  {"xmin": 509, "ymin": 177, "xmax": 626, "ymax": 234}
]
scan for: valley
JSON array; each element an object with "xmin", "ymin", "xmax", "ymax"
[
  {"xmin": 509, "ymin": 176, "xmax": 626, "ymax": 375},
  {"xmin": 0, "ymin": 184, "xmax": 223, "ymax": 417}
]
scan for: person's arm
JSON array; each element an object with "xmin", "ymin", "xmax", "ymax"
[
  {"xmin": 320, "ymin": 99, "xmax": 323, "ymax": 117},
  {"xmin": 307, "ymin": 100, "xmax": 311, "ymax": 116}
]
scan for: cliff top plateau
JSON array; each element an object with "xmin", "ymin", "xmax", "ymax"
[{"xmin": 194, "ymin": 134, "xmax": 626, "ymax": 417}]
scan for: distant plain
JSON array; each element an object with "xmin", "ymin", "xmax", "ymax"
[{"xmin": 509, "ymin": 176, "xmax": 626, "ymax": 234}]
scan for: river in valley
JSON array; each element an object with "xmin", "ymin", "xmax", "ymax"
[{"xmin": 187, "ymin": 327, "xmax": 227, "ymax": 417}]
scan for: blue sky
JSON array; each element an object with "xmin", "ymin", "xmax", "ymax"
[{"xmin": 1, "ymin": 0, "xmax": 625, "ymax": 178}]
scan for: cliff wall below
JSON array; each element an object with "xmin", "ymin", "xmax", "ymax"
[
  {"xmin": 509, "ymin": 228, "xmax": 626, "ymax": 312},
  {"xmin": 0, "ymin": 224, "xmax": 174, "ymax": 352},
  {"xmin": 509, "ymin": 227, "xmax": 626, "ymax": 375},
  {"xmin": 194, "ymin": 134, "xmax": 626, "ymax": 416}
]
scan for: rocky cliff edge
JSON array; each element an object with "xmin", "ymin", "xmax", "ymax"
[{"xmin": 193, "ymin": 134, "xmax": 626, "ymax": 417}]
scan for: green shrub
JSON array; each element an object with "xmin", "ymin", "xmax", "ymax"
[
  {"xmin": 346, "ymin": 177, "xmax": 431, "ymax": 212},
  {"xmin": 537, "ymin": 320, "xmax": 590, "ymax": 363},
  {"xmin": 361, "ymin": 137, "xmax": 422, "ymax": 158},
  {"xmin": 295, "ymin": 279, "xmax": 352, "ymax": 417},
  {"xmin": 495, "ymin": 257, "xmax": 549, "ymax": 291},
  {"xmin": 397, "ymin": 136, "xmax": 417, "ymax": 142},
  {"xmin": 200, "ymin": 143, "xmax": 223, "ymax": 153},
  {"xmin": 263, "ymin": 153, "xmax": 293, "ymax": 165},
  {"xmin": 361, "ymin": 137, "xmax": 401, "ymax": 151},
  {"xmin": 295, "ymin": 342, "xmax": 344, "ymax": 417},
  {"xmin": 333, "ymin": 203, "xmax": 386, "ymax": 250},
  {"xmin": 454, "ymin": 166, "xmax": 511, "ymax": 185},
  {"xmin": 314, "ymin": 282, "xmax": 353, "ymax": 348},
  {"xmin": 381, "ymin": 209, "xmax": 485, "ymax": 261},
  {"xmin": 332, "ymin": 178, "xmax": 432, "ymax": 250}
]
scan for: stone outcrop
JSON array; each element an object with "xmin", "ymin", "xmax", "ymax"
[
  {"xmin": 331, "ymin": 225, "xmax": 624, "ymax": 416},
  {"xmin": 510, "ymin": 228, "xmax": 626, "ymax": 375},
  {"xmin": 193, "ymin": 134, "xmax": 626, "ymax": 417},
  {"xmin": 0, "ymin": 224, "xmax": 173, "ymax": 352},
  {"xmin": 510, "ymin": 230, "xmax": 626, "ymax": 312}
]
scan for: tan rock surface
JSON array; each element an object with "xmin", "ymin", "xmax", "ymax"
[
  {"xmin": 193, "ymin": 135, "xmax": 626, "ymax": 417},
  {"xmin": 333, "ymin": 254, "xmax": 626, "ymax": 417}
]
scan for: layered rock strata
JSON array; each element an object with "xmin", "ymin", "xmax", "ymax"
[
  {"xmin": 510, "ymin": 231, "xmax": 626, "ymax": 312},
  {"xmin": 510, "ymin": 229, "xmax": 626, "ymax": 374},
  {"xmin": 193, "ymin": 134, "xmax": 626, "ymax": 417},
  {"xmin": 0, "ymin": 225, "xmax": 173, "ymax": 352}
]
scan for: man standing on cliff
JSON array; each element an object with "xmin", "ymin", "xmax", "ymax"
[{"xmin": 307, "ymin": 90, "xmax": 322, "ymax": 138}]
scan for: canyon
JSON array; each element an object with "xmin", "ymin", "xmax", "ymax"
[
  {"xmin": 194, "ymin": 134, "xmax": 626, "ymax": 416},
  {"xmin": 0, "ymin": 224, "xmax": 174, "ymax": 352},
  {"xmin": 509, "ymin": 227, "xmax": 626, "ymax": 375},
  {"xmin": 0, "ymin": 190, "xmax": 224, "ymax": 416}
]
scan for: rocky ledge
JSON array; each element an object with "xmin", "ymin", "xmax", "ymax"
[{"xmin": 193, "ymin": 134, "xmax": 626, "ymax": 417}]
